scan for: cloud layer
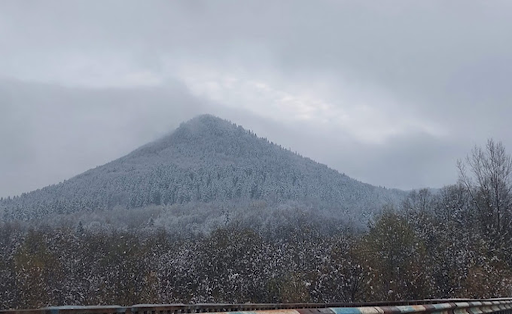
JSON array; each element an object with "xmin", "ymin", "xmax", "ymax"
[{"xmin": 1, "ymin": 1, "xmax": 512, "ymax": 196}]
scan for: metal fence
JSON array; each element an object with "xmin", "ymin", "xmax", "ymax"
[{"xmin": 3, "ymin": 299, "xmax": 512, "ymax": 314}]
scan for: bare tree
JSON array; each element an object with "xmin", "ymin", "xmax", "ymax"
[{"xmin": 458, "ymin": 139, "xmax": 512, "ymax": 247}]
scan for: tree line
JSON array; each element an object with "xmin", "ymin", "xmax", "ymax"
[{"xmin": 1, "ymin": 139, "xmax": 512, "ymax": 309}]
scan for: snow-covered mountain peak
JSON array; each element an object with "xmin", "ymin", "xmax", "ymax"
[
  {"xmin": 0, "ymin": 114, "xmax": 405, "ymax": 225},
  {"xmin": 129, "ymin": 114, "xmax": 247, "ymax": 157},
  {"xmin": 172, "ymin": 114, "xmax": 245, "ymax": 142}
]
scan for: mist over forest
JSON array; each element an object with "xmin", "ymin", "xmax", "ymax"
[{"xmin": 1, "ymin": 116, "xmax": 512, "ymax": 309}]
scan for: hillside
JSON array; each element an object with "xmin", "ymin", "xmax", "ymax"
[{"xmin": 0, "ymin": 115, "xmax": 405, "ymax": 231}]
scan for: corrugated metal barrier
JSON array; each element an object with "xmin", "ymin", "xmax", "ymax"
[{"xmin": 2, "ymin": 299, "xmax": 512, "ymax": 314}]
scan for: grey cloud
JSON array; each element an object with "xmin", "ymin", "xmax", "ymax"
[
  {"xmin": 0, "ymin": 79, "xmax": 208, "ymax": 197},
  {"xmin": 248, "ymin": 121, "xmax": 466, "ymax": 191},
  {"xmin": 1, "ymin": 1, "xmax": 512, "ymax": 195}
]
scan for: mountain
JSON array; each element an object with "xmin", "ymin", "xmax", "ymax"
[{"xmin": 0, "ymin": 115, "xmax": 405, "ymax": 232}]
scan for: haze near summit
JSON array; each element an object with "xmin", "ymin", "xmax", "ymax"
[{"xmin": 1, "ymin": 1, "xmax": 512, "ymax": 198}]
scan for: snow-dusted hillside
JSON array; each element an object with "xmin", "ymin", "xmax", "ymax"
[{"xmin": 0, "ymin": 115, "xmax": 405, "ymax": 227}]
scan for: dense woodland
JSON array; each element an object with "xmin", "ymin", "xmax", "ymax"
[
  {"xmin": 0, "ymin": 115, "xmax": 403, "ymax": 225},
  {"xmin": 1, "ymin": 140, "xmax": 512, "ymax": 309}
]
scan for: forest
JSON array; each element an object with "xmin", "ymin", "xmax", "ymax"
[
  {"xmin": 0, "ymin": 114, "xmax": 404, "ymax": 226},
  {"xmin": 1, "ymin": 139, "xmax": 512, "ymax": 309}
]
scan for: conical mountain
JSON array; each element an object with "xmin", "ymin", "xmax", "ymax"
[{"xmin": 0, "ymin": 114, "xmax": 404, "ymax": 226}]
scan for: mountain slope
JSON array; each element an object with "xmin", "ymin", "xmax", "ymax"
[{"xmin": 0, "ymin": 115, "xmax": 404, "ymax": 226}]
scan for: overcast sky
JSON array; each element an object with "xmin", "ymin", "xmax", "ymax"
[{"xmin": 1, "ymin": 1, "xmax": 512, "ymax": 197}]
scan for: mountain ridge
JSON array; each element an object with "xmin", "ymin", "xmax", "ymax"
[{"xmin": 0, "ymin": 114, "xmax": 405, "ymax": 229}]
